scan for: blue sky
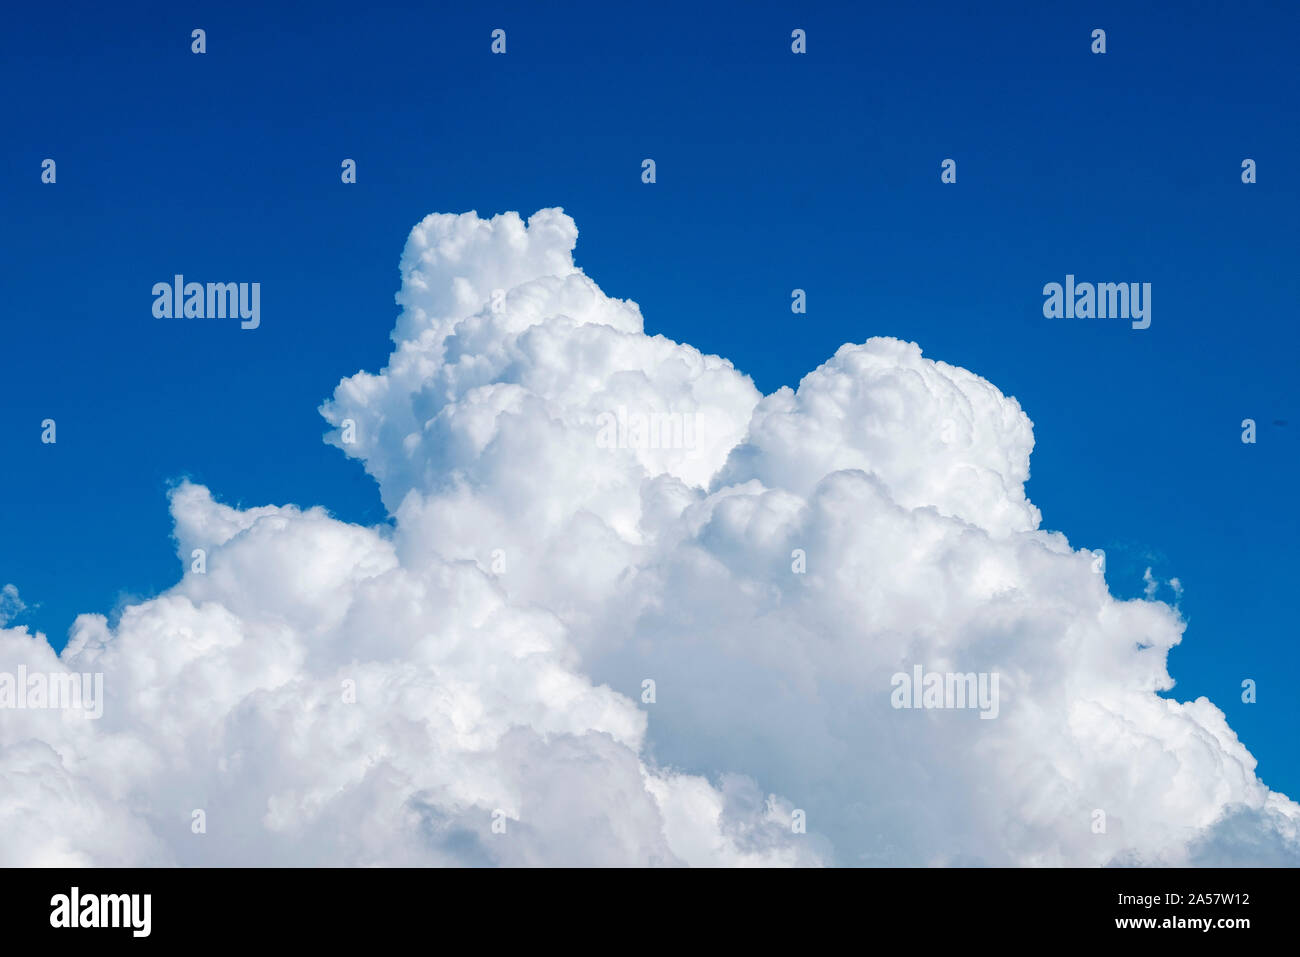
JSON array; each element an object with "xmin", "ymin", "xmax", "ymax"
[{"xmin": 2, "ymin": 0, "xmax": 1297, "ymax": 800}]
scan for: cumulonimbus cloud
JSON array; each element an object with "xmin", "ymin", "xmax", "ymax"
[{"xmin": 1, "ymin": 208, "xmax": 1295, "ymax": 866}]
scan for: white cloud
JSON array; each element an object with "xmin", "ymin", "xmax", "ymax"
[
  {"xmin": 1143, "ymin": 567, "xmax": 1184, "ymax": 607},
  {"xmin": 1, "ymin": 208, "xmax": 1295, "ymax": 866},
  {"xmin": 0, "ymin": 584, "xmax": 25, "ymax": 626}
]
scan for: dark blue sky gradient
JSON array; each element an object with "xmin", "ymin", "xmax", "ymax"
[{"xmin": 2, "ymin": 1, "xmax": 1296, "ymax": 794}]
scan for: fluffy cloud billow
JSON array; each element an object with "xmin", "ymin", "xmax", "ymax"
[{"xmin": 2, "ymin": 208, "xmax": 1296, "ymax": 866}]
